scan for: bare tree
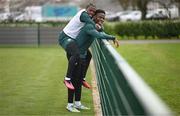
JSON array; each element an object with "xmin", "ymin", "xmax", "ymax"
[
  {"xmin": 130, "ymin": 0, "xmax": 138, "ymax": 10},
  {"xmin": 153, "ymin": 0, "xmax": 179, "ymax": 18},
  {"xmin": 118, "ymin": 0, "xmax": 131, "ymax": 10},
  {"xmin": 173, "ymin": 0, "xmax": 180, "ymax": 17},
  {"xmin": 153, "ymin": 0, "xmax": 171, "ymax": 17},
  {"xmin": 118, "ymin": 0, "xmax": 149, "ymax": 19},
  {"xmin": 118, "ymin": 0, "xmax": 179, "ymax": 18},
  {"xmin": 136, "ymin": 0, "xmax": 149, "ymax": 20}
]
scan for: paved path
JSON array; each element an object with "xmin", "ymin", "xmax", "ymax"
[{"xmin": 120, "ymin": 39, "xmax": 180, "ymax": 44}]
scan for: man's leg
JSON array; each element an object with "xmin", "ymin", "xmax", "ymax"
[
  {"xmin": 66, "ymin": 88, "xmax": 80, "ymax": 112},
  {"xmin": 67, "ymin": 89, "xmax": 74, "ymax": 106},
  {"xmin": 64, "ymin": 41, "xmax": 80, "ymax": 90},
  {"xmin": 81, "ymin": 50, "xmax": 92, "ymax": 89},
  {"xmin": 82, "ymin": 50, "xmax": 92, "ymax": 79},
  {"xmin": 73, "ymin": 60, "xmax": 90, "ymax": 110},
  {"xmin": 71, "ymin": 62, "xmax": 82, "ymax": 102},
  {"xmin": 66, "ymin": 64, "xmax": 80, "ymax": 113},
  {"xmin": 74, "ymin": 78, "xmax": 82, "ymax": 104}
]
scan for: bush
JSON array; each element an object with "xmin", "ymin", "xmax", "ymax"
[{"xmin": 104, "ymin": 20, "xmax": 180, "ymax": 39}]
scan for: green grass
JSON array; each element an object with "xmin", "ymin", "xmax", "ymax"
[
  {"xmin": 116, "ymin": 43, "xmax": 180, "ymax": 115},
  {"xmin": 0, "ymin": 47, "xmax": 94, "ymax": 116}
]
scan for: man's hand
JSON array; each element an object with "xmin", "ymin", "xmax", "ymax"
[
  {"xmin": 95, "ymin": 24, "xmax": 101, "ymax": 31},
  {"xmin": 113, "ymin": 39, "xmax": 119, "ymax": 48}
]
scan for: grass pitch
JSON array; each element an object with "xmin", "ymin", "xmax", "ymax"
[
  {"xmin": 0, "ymin": 47, "xmax": 94, "ymax": 116},
  {"xmin": 1, "ymin": 43, "xmax": 179, "ymax": 115}
]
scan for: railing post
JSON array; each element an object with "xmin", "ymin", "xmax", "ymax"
[{"xmin": 37, "ymin": 23, "xmax": 40, "ymax": 47}]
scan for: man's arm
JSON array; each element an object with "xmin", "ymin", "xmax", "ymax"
[
  {"xmin": 80, "ymin": 11, "xmax": 95, "ymax": 25},
  {"xmin": 87, "ymin": 24, "xmax": 120, "ymax": 47},
  {"xmin": 86, "ymin": 24, "xmax": 115, "ymax": 40}
]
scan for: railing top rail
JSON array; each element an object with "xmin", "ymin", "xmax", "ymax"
[{"xmin": 102, "ymin": 40, "xmax": 173, "ymax": 116}]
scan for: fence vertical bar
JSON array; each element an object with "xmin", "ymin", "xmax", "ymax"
[{"xmin": 37, "ymin": 23, "xmax": 40, "ymax": 47}]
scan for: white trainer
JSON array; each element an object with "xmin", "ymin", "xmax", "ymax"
[
  {"xmin": 74, "ymin": 104, "xmax": 90, "ymax": 110},
  {"xmin": 66, "ymin": 105, "xmax": 80, "ymax": 112}
]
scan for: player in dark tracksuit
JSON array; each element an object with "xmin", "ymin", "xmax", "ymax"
[
  {"xmin": 61, "ymin": 9, "xmax": 119, "ymax": 112},
  {"xmin": 59, "ymin": 4, "xmax": 96, "ymax": 92}
]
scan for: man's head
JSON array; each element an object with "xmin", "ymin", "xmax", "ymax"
[
  {"xmin": 93, "ymin": 9, "xmax": 105, "ymax": 26},
  {"xmin": 86, "ymin": 3, "xmax": 96, "ymax": 18}
]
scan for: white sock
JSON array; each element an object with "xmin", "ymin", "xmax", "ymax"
[
  {"xmin": 65, "ymin": 77, "xmax": 71, "ymax": 80},
  {"xmin": 67, "ymin": 103, "xmax": 73, "ymax": 107},
  {"xmin": 75, "ymin": 101, "xmax": 81, "ymax": 106}
]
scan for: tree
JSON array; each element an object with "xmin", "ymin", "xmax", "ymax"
[
  {"xmin": 118, "ymin": 0, "xmax": 149, "ymax": 19},
  {"xmin": 118, "ymin": 0, "xmax": 179, "ymax": 19},
  {"xmin": 173, "ymin": 0, "xmax": 180, "ymax": 17},
  {"xmin": 117, "ymin": 0, "xmax": 131, "ymax": 10},
  {"xmin": 130, "ymin": 0, "xmax": 138, "ymax": 10},
  {"xmin": 154, "ymin": 0, "xmax": 179, "ymax": 18},
  {"xmin": 136, "ymin": 0, "xmax": 149, "ymax": 20},
  {"xmin": 154, "ymin": 0, "xmax": 171, "ymax": 17}
]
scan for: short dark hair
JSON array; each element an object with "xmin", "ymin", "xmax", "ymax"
[
  {"xmin": 95, "ymin": 9, "xmax": 105, "ymax": 15},
  {"xmin": 86, "ymin": 3, "xmax": 96, "ymax": 9}
]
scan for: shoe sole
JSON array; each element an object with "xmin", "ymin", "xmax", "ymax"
[
  {"xmin": 74, "ymin": 107, "xmax": 90, "ymax": 110},
  {"xmin": 66, "ymin": 108, "xmax": 80, "ymax": 112}
]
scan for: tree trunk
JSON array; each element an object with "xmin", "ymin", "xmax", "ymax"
[
  {"xmin": 141, "ymin": 7, "xmax": 147, "ymax": 20},
  {"xmin": 137, "ymin": 0, "xmax": 148, "ymax": 20},
  {"xmin": 178, "ymin": 2, "xmax": 180, "ymax": 18}
]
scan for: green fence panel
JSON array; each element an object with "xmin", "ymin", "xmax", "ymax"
[
  {"xmin": 91, "ymin": 39, "xmax": 173, "ymax": 116},
  {"xmin": 0, "ymin": 24, "xmax": 63, "ymax": 45}
]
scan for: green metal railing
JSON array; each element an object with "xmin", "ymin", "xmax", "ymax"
[{"xmin": 91, "ymin": 39, "xmax": 173, "ymax": 116}]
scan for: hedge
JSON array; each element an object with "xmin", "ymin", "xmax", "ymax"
[
  {"xmin": 104, "ymin": 20, "xmax": 180, "ymax": 39},
  {"xmin": 1, "ymin": 20, "xmax": 180, "ymax": 39}
]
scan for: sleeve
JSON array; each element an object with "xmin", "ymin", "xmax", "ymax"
[
  {"xmin": 80, "ymin": 11, "xmax": 95, "ymax": 25},
  {"xmin": 86, "ymin": 24, "xmax": 115, "ymax": 40}
]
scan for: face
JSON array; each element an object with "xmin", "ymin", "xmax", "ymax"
[
  {"xmin": 86, "ymin": 6, "xmax": 96, "ymax": 18},
  {"xmin": 94, "ymin": 13, "xmax": 105, "ymax": 26}
]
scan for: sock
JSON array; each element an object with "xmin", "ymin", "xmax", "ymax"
[
  {"xmin": 65, "ymin": 77, "xmax": 71, "ymax": 81},
  {"xmin": 67, "ymin": 103, "xmax": 73, "ymax": 107},
  {"xmin": 75, "ymin": 101, "xmax": 81, "ymax": 106}
]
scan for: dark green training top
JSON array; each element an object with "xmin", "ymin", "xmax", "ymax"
[
  {"xmin": 76, "ymin": 23, "xmax": 115, "ymax": 58},
  {"xmin": 59, "ymin": 23, "xmax": 115, "ymax": 58}
]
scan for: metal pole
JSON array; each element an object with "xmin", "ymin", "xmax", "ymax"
[{"xmin": 37, "ymin": 23, "xmax": 40, "ymax": 47}]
